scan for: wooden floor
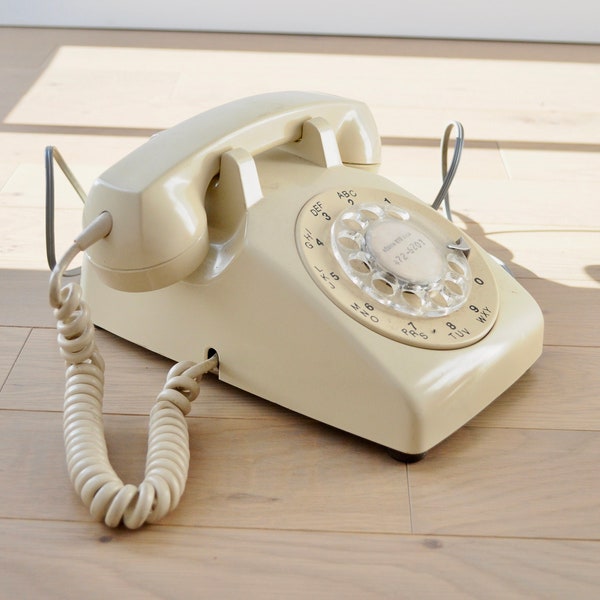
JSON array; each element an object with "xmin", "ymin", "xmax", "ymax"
[{"xmin": 1, "ymin": 26, "xmax": 599, "ymax": 598}]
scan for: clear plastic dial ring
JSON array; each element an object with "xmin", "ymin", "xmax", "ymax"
[
  {"xmin": 296, "ymin": 187, "xmax": 499, "ymax": 349},
  {"xmin": 331, "ymin": 203, "xmax": 471, "ymax": 318}
]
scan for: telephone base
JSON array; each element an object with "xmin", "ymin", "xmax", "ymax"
[
  {"xmin": 79, "ymin": 93, "xmax": 544, "ymax": 459},
  {"xmin": 52, "ymin": 92, "xmax": 546, "ymax": 528}
]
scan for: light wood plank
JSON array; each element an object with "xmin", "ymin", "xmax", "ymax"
[
  {"xmin": 2, "ymin": 519, "xmax": 599, "ymax": 600},
  {"xmin": 0, "ymin": 409, "xmax": 411, "ymax": 533},
  {"xmin": 0, "ymin": 131, "xmax": 145, "ymax": 176},
  {"xmin": 499, "ymin": 144, "xmax": 600, "ymax": 182},
  {"xmin": 6, "ymin": 38, "xmax": 599, "ymax": 144},
  {"xmin": 0, "ymin": 27, "xmax": 64, "ymax": 69},
  {"xmin": 0, "ymin": 326, "xmax": 285, "ymax": 418},
  {"xmin": 409, "ymin": 426, "xmax": 600, "ymax": 540},
  {"xmin": 0, "ymin": 269, "xmax": 55, "ymax": 328},
  {"xmin": 471, "ymin": 226, "xmax": 599, "ymax": 282},
  {"xmin": 520, "ymin": 278, "xmax": 600, "ymax": 347},
  {"xmin": 0, "ymin": 206, "xmax": 83, "ymax": 272},
  {"xmin": 396, "ymin": 177, "xmax": 600, "ymax": 229},
  {"xmin": 0, "ymin": 327, "xmax": 171, "ymax": 413},
  {"xmin": 471, "ymin": 346, "xmax": 600, "ymax": 430},
  {"xmin": 3, "ymin": 23, "xmax": 600, "ymax": 63},
  {"xmin": 379, "ymin": 140, "xmax": 508, "ymax": 182},
  {"xmin": 0, "ymin": 161, "xmax": 102, "ymax": 208}
]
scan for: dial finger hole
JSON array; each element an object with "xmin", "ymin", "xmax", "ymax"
[
  {"xmin": 447, "ymin": 255, "xmax": 467, "ymax": 277},
  {"xmin": 359, "ymin": 206, "xmax": 383, "ymax": 221},
  {"xmin": 444, "ymin": 279, "xmax": 463, "ymax": 296},
  {"xmin": 388, "ymin": 207, "xmax": 410, "ymax": 221},
  {"xmin": 341, "ymin": 214, "xmax": 365, "ymax": 232},
  {"xmin": 337, "ymin": 232, "xmax": 363, "ymax": 252},
  {"xmin": 429, "ymin": 290, "xmax": 449, "ymax": 307},
  {"xmin": 401, "ymin": 290, "xmax": 422, "ymax": 310},
  {"xmin": 372, "ymin": 274, "xmax": 397, "ymax": 296},
  {"xmin": 349, "ymin": 255, "xmax": 372, "ymax": 274}
]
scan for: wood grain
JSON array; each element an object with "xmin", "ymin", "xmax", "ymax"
[
  {"xmin": 471, "ymin": 345, "xmax": 600, "ymax": 430},
  {"xmin": 0, "ymin": 270, "xmax": 56, "ymax": 328},
  {"xmin": 0, "ymin": 326, "xmax": 286, "ymax": 418},
  {"xmin": 520, "ymin": 278, "xmax": 600, "ymax": 347},
  {"xmin": 2, "ymin": 519, "xmax": 599, "ymax": 600},
  {"xmin": 409, "ymin": 426, "xmax": 600, "ymax": 539},
  {"xmin": 0, "ymin": 409, "xmax": 411, "ymax": 533}
]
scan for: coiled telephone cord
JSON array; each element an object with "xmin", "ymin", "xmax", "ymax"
[{"xmin": 49, "ymin": 212, "xmax": 218, "ymax": 528}]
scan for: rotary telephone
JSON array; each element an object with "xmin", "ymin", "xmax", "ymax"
[{"xmin": 48, "ymin": 91, "xmax": 544, "ymax": 528}]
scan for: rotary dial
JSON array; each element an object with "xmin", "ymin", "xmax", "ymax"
[
  {"xmin": 296, "ymin": 187, "xmax": 499, "ymax": 349},
  {"xmin": 331, "ymin": 203, "xmax": 471, "ymax": 317}
]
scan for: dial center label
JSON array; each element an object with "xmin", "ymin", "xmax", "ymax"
[{"xmin": 365, "ymin": 220, "xmax": 444, "ymax": 284}]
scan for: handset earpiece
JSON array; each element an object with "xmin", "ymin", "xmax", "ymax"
[{"xmin": 83, "ymin": 91, "xmax": 381, "ymax": 292}]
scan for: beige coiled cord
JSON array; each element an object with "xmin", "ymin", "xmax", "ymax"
[{"xmin": 49, "ymin": 212, "xmax": 218, "ymax": 528}]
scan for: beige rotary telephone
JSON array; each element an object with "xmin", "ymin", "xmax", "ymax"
[{"xmin": 48, "ymin": 91, "xmax": 543, "ymax": 528}]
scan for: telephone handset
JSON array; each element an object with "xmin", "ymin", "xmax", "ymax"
[
  {"xmin": 82, "ymin": 91, "xmax": 381, "ymax": 292},
  {"xmin": 49, "ymin": 92, "xmax": 544, "ymax": 528}
]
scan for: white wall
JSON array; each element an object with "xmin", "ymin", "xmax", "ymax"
[{"xmin": 1, "ymin": 0, "xmax": 599, "ymax": 44}]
